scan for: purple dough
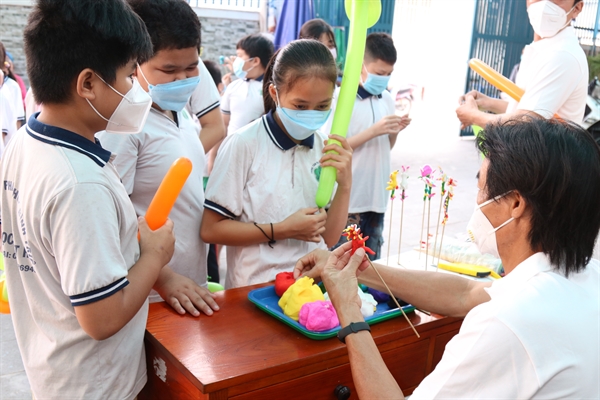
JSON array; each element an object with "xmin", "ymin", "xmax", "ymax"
[
  {"xmin": 298, "ymin": 301, "xmax": 340, "ymax": 331},
  {"xmin": 367, "ymin": 287, "xmax": 390, "ymax": 303}
]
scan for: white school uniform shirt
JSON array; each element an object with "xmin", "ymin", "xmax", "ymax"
[
  {"xmin": 0, "ymin": 77, "xmax": 24, "ymax": 145},
  {"xmin": 411, "ymin": 253, "xmax": 600, "ymax": 399},
  {"xmin": 205, "ymin": 110, "xmax": 327, "ymax": 288},
  {"xmin": 0, "ymin": 114, "xmax": 147, "ymax": 399},
  {"xmin": 98, "ymin": 108, "xmax": 208, "ymax": 302},
  {"xmin": 187, "ymin": 59, "xmax": 221, "ymax": 120},
  {"xmin": 506, "ymin": 26, "xmax": 588, "ymax": 124},
  {"xmin": 221, "ymin": 75, "xmax": 265, "ymax": 134},
  {"xmin": 323, "ymin": 86, "xmax": 395, "ymax": 214}
]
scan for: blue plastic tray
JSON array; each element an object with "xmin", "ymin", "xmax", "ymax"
[{"xmin": 248, "ymin": 285, "xmax": 415, "ymax": 340}]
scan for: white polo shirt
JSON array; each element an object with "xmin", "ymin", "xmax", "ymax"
[
  {"xmin": 324, "ymin": 86, "xmax": 395, "ymax": 214},
  {"xmin": 0, "ymin": 77, "xmax": 24, "ymax": 145},
  {"xmin": 204, "ymin": 110, "xmax": 327, "ymax": 288},
  {"xmin": 187, "ymin": 60, "xmax": 221, "ymax": 120},
  {"xmin": 411, "ymin": 253, "xmax": 600, "ymax": 399},
  {"xmin": 98, "ymin": 108, "xmax": 208, "ymax": 302},
  {"xmin": 0, "ymin": 114, "xmax": 147, "ymax": 399},
  {"xmin": 507, "ymin": 26, "xmax": 588, "ymax": 124},
  {"xmin": 221, "ymin": 75, "xmax": 265, "ymax": 134}
]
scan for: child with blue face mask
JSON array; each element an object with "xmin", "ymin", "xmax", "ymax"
[
  {"xmin": 201, "ymin": 39, "xmax": 353, "ymax": 289},
  {"xmin": 221, "ymin": 33, "xmax": 274, "ymax": 136},
  {"xmin": 324, "ymin": 33, "xmax": 411, "ymax": 260},
  {"xmin": 98, "ymin": 0, "xmax": 221, "ymax": 317}
]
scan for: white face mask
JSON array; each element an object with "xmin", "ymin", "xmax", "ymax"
[
  {"xmin": 466, "ymin": 192, "xmax": 514, "ymax": 258},
  {"xmin": 329, "ymin": 47, "xmax": 337, "ymax": 61},
  {"xmin": 87, "ymin": 75, "xmax": 152, "ymax": 135},
  {"xmin": 527, "ymin": 1, "xmax": 576, "ymax": 38}
]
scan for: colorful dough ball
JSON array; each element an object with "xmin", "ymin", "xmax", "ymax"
[
  {"xmin": 278, "ymin": 276, "xmax": 324, "ymax": 321},
  {"xmin": 299, "ymin": 301, "xmax": 339, "ymax": 332},
  {"xmin": 275, "ymin": 271, "xmax": 295, "ymax": 297}
]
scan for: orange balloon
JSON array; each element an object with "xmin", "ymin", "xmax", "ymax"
[
  {"xmin": 0, "ymin": 281, "xmax": 9, "ymax": 314},
  {"xmin": 140, "ymin": 157, "xmax": 193, "ymax": 239},
  {"xmin": 469, "ymin": 59, "xmax": 524, "ymax": 102}
]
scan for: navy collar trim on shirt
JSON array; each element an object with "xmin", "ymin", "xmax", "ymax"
[
  {"xmin": 26, "ymin": 112, "xmax": 112, "ymax": 168},
  {"xmin": 245, "ymin": 74, "xmax": 264, "ymax": 82},
  {"xmin": 263, "ymin": 109, "xmax": 314, "ymax": 151},
  {"xmin": 357, "ymin": 85, "xmax": 382, "ymax": 100}
]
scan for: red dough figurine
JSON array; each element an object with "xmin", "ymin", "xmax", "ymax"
[
  {"xmin": 275, "ymin": 271, "xmax": 296, "ymax": 297},
  {"xmin": 342, "ymin": 224, "xmax": 375, "ymax": 256}
]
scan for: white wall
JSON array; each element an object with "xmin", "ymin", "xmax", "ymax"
[{"xmin": 390, "ymin": 0, "xmax": 476, "ymax": 136}]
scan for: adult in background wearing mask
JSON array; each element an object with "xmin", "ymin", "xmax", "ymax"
[
  {"xmin": 294, "ymin": 117, "xmax": 600, "ymax": 398},
  {"xmin": 457, "ymin": 0, "xmax": 587, "ymax": 126}
]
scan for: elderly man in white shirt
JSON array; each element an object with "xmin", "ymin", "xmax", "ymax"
[
  {"xmin": 457, "ymin": 0, "xmax": 587, "ymax": 125},
  {"xmin": 295, "ymin": 116, "xmax": 600, "ymax": 399}
]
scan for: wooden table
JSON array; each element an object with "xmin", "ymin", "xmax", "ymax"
[{"xmin": 139, "ymin": 283, "xmax": 462, "ymax": 400}]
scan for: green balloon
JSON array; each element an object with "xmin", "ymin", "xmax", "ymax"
[
  {"xmin": 207, "ymin": 281, "xmax": 224, "ymax": 293},
  {"xmin": 315, "ymin": 0, "xmax": 382, "ymax": 208}
]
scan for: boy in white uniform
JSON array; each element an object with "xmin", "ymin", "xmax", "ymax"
[
  {"xmin": 99, "ymin": 0, "xmax": 219, "ymax": 317},
  {"xmin": 0, "ymin": 42, "xmax": 25, "ymax": 145},
  {"xmin": 326, "ymin": 33, "xmax": 410, "ymax": 260},
  {"xmin": 221, "ymin": 33, "xmax": 274, "ymax": 134},
  {"xmin": 0, "ymin": 1, "xmax": 175, "ymax": 398}
]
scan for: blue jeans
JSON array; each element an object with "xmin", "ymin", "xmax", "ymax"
[{"xmin": 332, "ymin": 212, "xmax": 385, "ymax": 260}]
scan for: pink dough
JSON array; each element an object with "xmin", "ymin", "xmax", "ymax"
[{"xmin": 298, "ymin": 301, "xmax": 339, "ymax": 331}]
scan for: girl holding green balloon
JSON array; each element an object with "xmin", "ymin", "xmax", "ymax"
[{"xmin": 201, "ymin": 39, "xmax": 352, "ymax": 289}]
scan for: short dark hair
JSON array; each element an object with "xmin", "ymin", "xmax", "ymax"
[
  {"xmin": 24, "ymin": 0, "xmax": 152, "ymax": 104},
  {"xmin": 477, "ymin": 116, "xmax": 600, "ymax": 276},
  {"xmin": 263, "ymin": 39, "xmax": 337, "ymax": 114},
  {"xmin": 365, "ymin": 33, "xmax": 397, "ymax": 65},
  {"xmin": 236, "ymin": 34, "xmax": 274, "ymax": 69},
  {"xmin": 298, "ymin": 18, "xmax": 336, "ymax": 49},
  {"xmin": 128, "ymin": 0, "xmax": 201, "ymax": 55},
  {"xmin": 203, "ymin": 60, "xmax": 221, "ymax": 87}
]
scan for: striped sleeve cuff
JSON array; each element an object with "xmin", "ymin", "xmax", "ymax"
[
  {"xmin": 17, "ymin": 116, "xmax": 25, "ymax": 121},
  {"xmin": 69, "ymin": 277, "xmax": 129, "ymax": 306},
  {"xmin": 221, "ymin": 109, "xmax": 231, "ymax": 115},
  {"xmin": 195, "ymin": 101, "xmax": 220, "ymax": 119},
  {"xmin": 204, "ymin": 199, "xmax": 236, "ymax": 219}
]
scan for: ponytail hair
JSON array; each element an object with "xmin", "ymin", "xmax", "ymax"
[{"xmin": 263, "ymin": 39, "xmax": 337, "ymax": 114}]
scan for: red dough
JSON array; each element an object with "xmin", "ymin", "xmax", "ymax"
[{"xmin": 275, "ymin": 272, "xmax": 296, "ymax": 297}]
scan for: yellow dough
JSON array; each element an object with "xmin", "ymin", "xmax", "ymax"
[{"xmin": 278, "ymin": 277, "xmax": 324, "ymax": 321}]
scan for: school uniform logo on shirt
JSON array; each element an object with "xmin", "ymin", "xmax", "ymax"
[{"xmin": 311, "ymin": 161, "xmax": 321, "ymax": 182}]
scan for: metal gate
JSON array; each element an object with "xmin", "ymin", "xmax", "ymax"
[
  {"xmin": 460, "ymin": 0, "xmax": 534, "ymax": 136},
  {"xmin": 573, "ymin": 0, "xmax": 600, "ymax": 56}
]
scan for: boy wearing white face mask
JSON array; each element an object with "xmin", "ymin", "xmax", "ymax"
[
  {"xmin": 201, "ymin": 39, "xmax": 352, "ymax": 289},
  {"xmin": 325, "ymin": 33, "xmax": 411, "ymax": 260},
  {"xmin": 457, "ymin": 0, "xmax": 587, "ymax": 126},
  {"xmin": 98, "ymin": 0, "xmax": 220, "ymax": 317},
  {"xmin": 0, "ymin": 1, "xmax": 176, "ymax": 398},
  {"xmin": 221, "ymin": 33, "xmax": 274, "ymax": 135}
]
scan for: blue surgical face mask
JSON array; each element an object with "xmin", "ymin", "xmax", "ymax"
[
  {"xmin": 233, "ymin": 57, "xmax": 255, "ymax": 80},
  {"xmin": 275, "ymin": 89, "xmax": 331, "ymax": 141},
  {"xmin": 137, "ymin": 66, "xmax": 200, "ymax": 112},
  {"xmin": 361, "ymin": 65, "xmax": 391, "ymax": 95}
]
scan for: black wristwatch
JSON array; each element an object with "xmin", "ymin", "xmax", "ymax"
[{"xmin": 337, "ymin": 322, "xmax": 371, "ymax": 344}]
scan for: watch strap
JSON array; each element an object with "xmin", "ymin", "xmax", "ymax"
[{"xmin": 337, "ymin": 321, "xmax": 371, "ymax": 344}]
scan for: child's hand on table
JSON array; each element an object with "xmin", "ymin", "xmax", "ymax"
[
  {"xmin": 277, "ymin": 207, "xmax": 327, "ymax": 243},
  {"xmin": 320, "ymin": 134, "xmax": 353, "ymax": 191},
  {"xmin": 155, "ymin": 271, "xmax": 220, "ymax": 317}
]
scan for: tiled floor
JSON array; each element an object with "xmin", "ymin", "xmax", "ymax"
[{"xmin": 3, "ymin": 97, "xmax": 597, "ymax": 399}]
